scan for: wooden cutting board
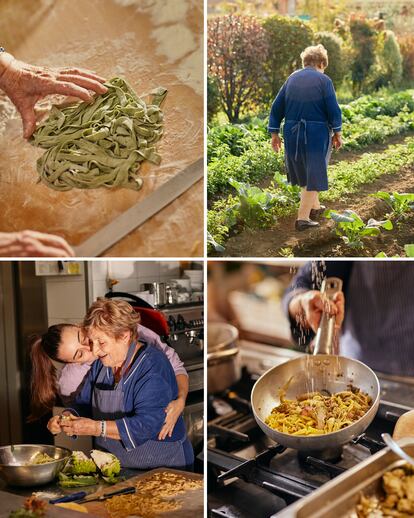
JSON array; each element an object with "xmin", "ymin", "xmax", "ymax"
[
  {"xmin": 83, "ymin": 468, "xmax": 203, "ymax": 518},
  {"xmin": 0, "ymin": 490, "xmax": 94, "ymax": 518}
]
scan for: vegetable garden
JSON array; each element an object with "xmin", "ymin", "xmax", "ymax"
[
  {"xmin": 207, "ymin": 90, "xmax": 414, "ymax": 257},
  {"xmin": 207, "ymin": 11, "xmax": 414, "ymax": 257}
]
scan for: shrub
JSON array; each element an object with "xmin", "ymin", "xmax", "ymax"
[
  {"xmin": 399, "ymin": 35, "xmax": 414, "ymax": 84},
  {"xmin": 314, "ymin": 31, "xmax": 345, "ymax": 88},
  {"xmin": 262, "ymin": 15, "xmax": 313, "ymax": 101},
  {"xmin": 369, "ymin": 30, "xmax": 403, "ymax": 89},
  {"xmin": 208, "ymin": 15, "xmax": 269, "ymax": 122},
  {"xmin": 207, "ymin": 75, "xmax": 221, "ymax": 122},
  {"xmin": 349, "ymin": 18, "xmax": 377, "ymax": 95}
]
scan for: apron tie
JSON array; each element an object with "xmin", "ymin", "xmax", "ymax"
[{"xmin": 291, "ymin": 119, "xmax": 307, "ymax": 161}]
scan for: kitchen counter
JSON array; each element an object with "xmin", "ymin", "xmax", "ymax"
[{"xmin": 0, "ymin": 467, "xmax": 144, "ymax": 500}]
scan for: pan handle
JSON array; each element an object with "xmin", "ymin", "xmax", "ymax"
[{"xmin": 313, "ymin": 277, "xmax": 343, "ymax": 355}]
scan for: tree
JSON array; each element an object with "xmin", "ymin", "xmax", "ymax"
[
  {"xmin": 262, "ymin": 15, "xmax": 313, "ymax": 101},
  {"xmin": 378, "ymin": 30, "xmax": 403, "ymax": 87},
  {"xmin": 207, "ymin": 75, "xmax": 221, "ymax": 122},
  {"xmin": 399, "ymin": 35, "xmax": 414, "ymax": 85},
  {"xmin": 208, "ymin": 15, "xmax": 269, "ymax": 122},
  {"xmin": 349, "ymin": 17, "xmax": 377, "ymax": 95},
  {"xmin": 315, "ymin": 31, "xmax": 345, "ymax": 88}
]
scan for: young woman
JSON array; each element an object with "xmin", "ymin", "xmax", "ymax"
[
  {"xmin": 30, "ymin": 310, "xmax": 188, "ymax": 440},
  {"xmin": 269, "ymin": 44, "xmax": 342, "ymax": 231},
  {"xmin": 47, "ymin": 298, "xmax": 194, "ymax": 469}
]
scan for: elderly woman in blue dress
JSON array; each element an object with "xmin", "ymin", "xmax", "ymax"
[
  {"xmin": 269, "ymin": 44, "xmax": 343, "ymax": 231},
  {"xmin": 47, "ymin": 298, "xmax": 193, "ymax": 470}
]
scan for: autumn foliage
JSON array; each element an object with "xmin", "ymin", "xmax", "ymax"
[{"xmin": 208, "ymin": 15, "xmax": 269, "ymax": 122}]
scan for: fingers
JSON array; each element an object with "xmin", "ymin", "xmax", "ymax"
[
  {"xmin": 158, "ymin": 423, "xmax": 174, "ymax": 441},
  {"xmin": 19, "ymin": 230, "xmax": 75, "ymax": 257},
  {"xmin": 45, "ymin": 81, "xmax": 94, "ymax": 102},
  {"xmin": 58, "ymin": 67, "xmax": 106, "ymax": 83},
  {"xmin": 57, "ymin": 73, "xmax": 108, "ymax": 95},
  {"xmin": 16, "ymin": 103, "xmax": 37, "ymax": 139},
  {"xmin": 333, "ymin": 291, "xmax": 345, "ymax": 328}
]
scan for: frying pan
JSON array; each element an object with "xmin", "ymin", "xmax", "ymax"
[
  {"xmin": 251, "ymin": 354, "xmax": 380, "ymax": 453},
  {"xmin": 251, "ymin": 278, "xmax": 380, "ymax": 453}
]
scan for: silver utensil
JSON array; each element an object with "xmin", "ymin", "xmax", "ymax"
[
  {"xmin": 314, "ymin": 277, "xmax": 343, "ymax": 355},
  {"xmin": 382, "ymin": 433, "xmax": 414, "ymax": 467}
]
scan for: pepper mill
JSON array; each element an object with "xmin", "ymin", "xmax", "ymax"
[{"xmin": 313, "ymin": 277, "xmax": 343, "ymax": 355}]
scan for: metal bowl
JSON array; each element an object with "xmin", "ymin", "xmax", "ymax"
[{"xmin": 0, "ymin": 444, "xmax": 71, "ymax": 487}]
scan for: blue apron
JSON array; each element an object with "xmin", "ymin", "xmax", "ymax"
[
  {"xmin": 284, "ymin": 119, "xmax": 332, "ymax": 191},
  {"xmin": 92, "ymin": 342, "xmax": 191, "ymax": 469}
]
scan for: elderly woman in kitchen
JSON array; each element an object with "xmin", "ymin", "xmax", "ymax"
[
  {"xmin": 30, "ymin": 308, "xmax": 188, "ymax": 441},
  {"xmin": 46, "ymin": 298, "xmax": 193, "ymax": 469},
  {"xmin": 269, "ymin": 44, "xmax": 342, "ymax": 231}
]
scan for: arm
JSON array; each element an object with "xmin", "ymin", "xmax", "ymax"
[
  {"xmin": 115, "ymin": 373, "xmax": 174, "ymax": 451},
  {"xmin": 324, "ymin": 78, "xmax": 342, "ymax": 134},
  {"xmin": 138, "ymin": 324, "xmax": 189, "ymax": 439},
  {"xmin": 158, "ymin": 373, "xmax": 189, "ymax": 440},
  {"xmin": 268, "ymin": 81, "xmax": 287, "ymax": 134},
  {"xmin": 58, "ymin": 362, "xmax": 92, "ymax": 405},
  {"xmin": 138, "ymin": 324, "xmax": 188, "ymax": 377}
]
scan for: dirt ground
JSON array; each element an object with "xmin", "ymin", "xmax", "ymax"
[{"xmin": 222, "ymin": 165, "xmax": 414, "ymax": 258}]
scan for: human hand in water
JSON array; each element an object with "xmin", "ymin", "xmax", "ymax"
[
  {"xmin": 158, "ymin": 397, "xmax": 186, "ymax": 440},
  {"xmin": 0, "ymin": 230, "xmax": 74, "ymax": 257},
  {"xmin": 0, "ymin": 52, "xmax": 107, "ymax": 138},
  {"xmin": 289, "ymin": 290, "xmax": 345, "ymax": 333},
  {"xmin": 271, "ymin": 133, "xmax": 282, "ymax": 153}
]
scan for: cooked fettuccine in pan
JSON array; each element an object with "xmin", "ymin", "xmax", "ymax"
[{"xmin": 265, "ymin": 386, "xmax": 372, "ymax": 436}]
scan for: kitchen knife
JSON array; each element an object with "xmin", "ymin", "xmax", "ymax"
[
  {"xmin": 74, "ymin": 157, "xmax": 203, "ymax": 257},
  {"xmin": 50, "ymin": 491, "xmax": 88, "ymax": 504},
  {"xmin": 76, "ymin": 486, "xmax": 136, "ymax": 504}
]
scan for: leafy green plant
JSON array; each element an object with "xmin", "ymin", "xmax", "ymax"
[
  {"xmin": 227, "ymin": 179, "xmax": 279, "ymax": 228},
  {"xmin": 371, "ymin": 191, "xmax": 414, "ymax": 220},
  {"xmin": 325, "ymin": 209, "xmax": 393, "ymax": 248},
  {"xmin": 207, "ymin": 232, "xmax": 225, "ymax": 253},
  {"xmin": 405, "ymin": 244, "xmax": 414, "ymax": 257}
]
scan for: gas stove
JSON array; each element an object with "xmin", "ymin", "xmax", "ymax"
[{"xmin": 207, "ymin": 355, "xmax": 414, "ymax": 518}]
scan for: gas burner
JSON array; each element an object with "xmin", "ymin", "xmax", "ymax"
[{"xmin": 208, "ymin": 369, "xmax": 414, "ymax": 518}]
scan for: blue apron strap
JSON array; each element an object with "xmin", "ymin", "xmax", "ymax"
[{"xmin": 291, "ymin": 119, "xmax": 307, "ymax": 161}]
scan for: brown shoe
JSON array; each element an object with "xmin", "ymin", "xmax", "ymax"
[
  {"xmin": 295, "ymin": 219, "xmax": 320, "ymax": 231},
  {"xmin": 310, "ymin": 205, "xmax": 326, "ymax": 219}
]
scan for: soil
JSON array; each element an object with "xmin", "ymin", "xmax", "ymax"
[{"xmin": 221, "ymin": 165, "xmax": 414, "ymax": 258}]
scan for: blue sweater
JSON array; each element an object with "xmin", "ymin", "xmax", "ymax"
[{"xmin": 73, "ymin": 344, "xmax": 186, "ymax": 450}]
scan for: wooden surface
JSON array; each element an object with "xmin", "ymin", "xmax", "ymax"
[
  {"xmin": 0, "ymin": 490, "xmax": 96, "ymax": 518},
  {"xmin": 84, "ymin": 468, "xmax": 203, "ymax": 518},
  {"xmin": 0, "ymin": 0, "xmax": 203, "ymax": 257}
]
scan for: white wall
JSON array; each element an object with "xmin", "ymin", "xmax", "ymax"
[
  {"xmin": 45, "ymin": 263, "xmax": 87, "ymax": 326},
  {"xmin": 89, "ymin": 261, "xmax": 181, "ymax": 300}
]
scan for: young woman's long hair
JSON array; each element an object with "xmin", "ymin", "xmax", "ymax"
[{"xmin": 28, "ymin": 324, "xmax": 72, "ymax": 421}]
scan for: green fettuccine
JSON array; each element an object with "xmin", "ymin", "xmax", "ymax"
[{"xmin": 32, "ymin": 77, "xmax": 167, "ymax": 191}]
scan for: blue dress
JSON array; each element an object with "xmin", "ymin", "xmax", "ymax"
[{"xmin": 268, "ymin": 67, "xmax": 342, "ymax": 191}]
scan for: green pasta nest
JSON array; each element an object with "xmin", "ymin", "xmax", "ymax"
[{"xmin": 32, "ymin": 77, "xmax": 167, "ymax": 191}]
